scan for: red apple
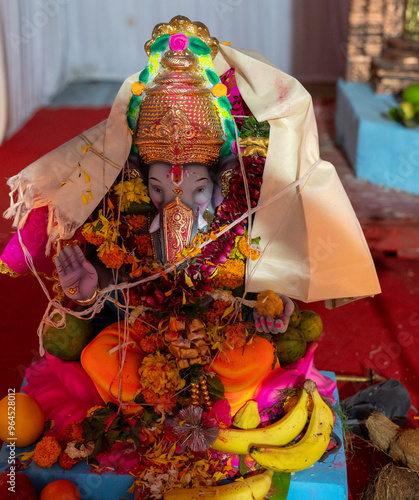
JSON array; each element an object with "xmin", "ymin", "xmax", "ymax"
[{"xmin": 0, "ymin": 472, "xmax": 38, "ymax": 499}]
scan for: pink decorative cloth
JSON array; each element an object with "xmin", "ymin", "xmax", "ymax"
[
  {"xmin": 254, "ymin": 343, "xmax": 336, "ymax": 417},
  {"xmin": 0, "ymin": 206, "xmax": 54, "ymax": 276},
  {"xmin": 220, "ymin": 68, "xmax": 251, "ymax": 125},
  {"xmin": 23, "ymin": 353, "xmax": 103, "ymax": 431}
]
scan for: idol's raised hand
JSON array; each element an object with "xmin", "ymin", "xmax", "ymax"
[
  {"xmin": 253, "ymin": 293, "xmax": 294, "ymax": 334},
  {"xmin": 54, "ymin": 245, "xmax": 98, "ymax": 301}
]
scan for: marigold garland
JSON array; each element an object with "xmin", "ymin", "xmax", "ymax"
[{"xmin": 213, "ymin": 259, "xmax": 245, "ymax": 290}]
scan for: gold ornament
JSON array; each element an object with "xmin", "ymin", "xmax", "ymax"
[
  {"xmin": 134, "ymin": 48, "xmax": 224, "ymax": 167},
  {"xmin": 145, "ymin": 15, "xmax": 219, "ymax": 58}
]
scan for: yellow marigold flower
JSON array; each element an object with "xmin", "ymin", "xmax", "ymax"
[
  {"xmin": 137, "ymin": 352, "xmax": 185, "ymax": 396},
  {"xmin": 33, "ymin": 436, "xmax": 62, "ymax": 468},
  {"xmin": 113, "ymin": 177, "xmax": 150, "ymax": 212},
  {"xmin": 97, "ymin": 241, "xmax": 126, "ymax": 269}
]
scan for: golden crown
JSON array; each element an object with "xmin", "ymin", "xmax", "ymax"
[{"xmin": 134, "ymin": 47, "xmax": 224, "ymax": 167}]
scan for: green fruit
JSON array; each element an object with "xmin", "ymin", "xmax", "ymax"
[
  {"xmin": 400, "ymin": 101, "xmax": 415, "ymax": 120},
  {"xmin": 288, "ymin": 301, "xmax": 301, "ymax": 328},
  {"xmin": 42, "ymin": 313, "xmax": 94, "ymax": 361},
  {"xmin": 403, "ymin": 84, "xmax": 419, "ymax": 105},
  {"xmin": 297, "ymin": 310, "xmax": 323, "ymax": 342},
  {"xmin": 274, "ymin": 327, "xmax": 307, "ymax": 366}
]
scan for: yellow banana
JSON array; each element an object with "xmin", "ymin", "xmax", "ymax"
[
  {"xmin": 249, "ymin": 380, "xmax": 334, "ymax": 472},
  {"xmin": 211, "ymin": 383, "xmax": 310, "ymax": 455},
  {"xmin": 163, "ymin": 469, "xmax": 273, "ymax": 500}
]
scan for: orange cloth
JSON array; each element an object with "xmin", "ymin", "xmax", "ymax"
[{"xmin": 81, "ymin": 323, "xmax": 145, "ymax": 412}]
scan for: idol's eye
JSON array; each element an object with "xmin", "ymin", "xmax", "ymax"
[
  {"xmin": 152, "ymin": 186, "xmax": 163, "ymax": 193},
  {"xmin": 195, "ymin": 187, "xmax": 205, "ymax": 194}
]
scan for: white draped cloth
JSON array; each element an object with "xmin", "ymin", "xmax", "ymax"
[{"xmin": 4, "ymin": 44, "xmax": 381, "ymax": 303}]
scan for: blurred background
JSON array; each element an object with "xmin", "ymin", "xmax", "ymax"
[{"xmin": 0, "ymin": 0, "xmax": 349, "ymax": 141}]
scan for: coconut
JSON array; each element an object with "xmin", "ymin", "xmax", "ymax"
[
  {"xmin": 365, "ymin": 411, "xmax": 419, "ymax": 473},
  {"xmin": 361, "ymin": 463, "xmax": 419, "ymax": 500}
]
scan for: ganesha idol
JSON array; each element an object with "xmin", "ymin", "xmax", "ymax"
[{"xmin": 0, "ymin": 16, "xmax": 381, "ymax": 433}]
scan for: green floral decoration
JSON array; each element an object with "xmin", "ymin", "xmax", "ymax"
[
  {"xmin": 149, "ymin": 34, "xmax": 170, "ymax": 54},
  {"xmin": 188, "ymin": 36, "xmax": 212, "ymax": 56},
  {"xmin": 240, "ymin": 115, "xmax": 270, "ymax": 138},
  {"xmin": 206, "ymin": 68, "xmax": 220, "ymax": 85}
]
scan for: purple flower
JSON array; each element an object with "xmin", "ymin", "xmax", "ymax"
[
  {"xmin": 171, "ymin": 406, "xmax": 219, "ymax": 452},
  {"xmin": 169, "ymin": 33, "xmax": 189, "ymax": 52}
]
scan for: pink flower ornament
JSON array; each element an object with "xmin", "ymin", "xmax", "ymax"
[{"xmin": 169, "ymin": 33, "xmax": 189, "ymax": 51}]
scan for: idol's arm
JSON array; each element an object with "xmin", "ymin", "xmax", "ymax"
[
  {"xmin": 54, "ymin": 245, "xmax": 98, "ymax": 302},
  {"xmin": 253, "ymin": 293, "xmax": 294, "ymax": 334}
]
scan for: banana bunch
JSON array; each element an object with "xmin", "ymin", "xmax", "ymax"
[
  {"xmin": 163, "ymin": 469, "xmax": 273, "ymax": 500},
  {"xmin": 211, "ymin": 383, "xmax": 310, "ymax": 455},
  {"xmin": 250, "ymin": 380, "xmax": 334, "ymax": 472}
]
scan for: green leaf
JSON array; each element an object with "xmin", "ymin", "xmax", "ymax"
[
  {"xmin": 90, "ymin": 433, "xmax": 105, "ymax": 458},
  {"xmin": 225, "ymin": 119, "xmax": 236, "ymax": 138},
  {"xmin": 189, "ymin": 37, "xmax": 212, "ymax": 55},
  {"xmin": 206, "ymin": 374, "xmax": 225, "ymax": 400},
  {"xmin": 150, "ymin": 34, "xmax": 170, "ymax": 53},
  {"xmin": 106, "ymin": 429, "xmax": 121, "ymax": 448},
  {"xmin": 189, "ymin": 364, "xmax": 205, "ymax": 384},
  {"xmin": 271, "ymin": 472, "xmax": 291, "ymax": 499},
  {"xmin": 218, "ymin": 96, "xmax": 232, "ymax": 110},
  {"xmin": 238, "ymin": 455, "xmax": 248, "ymax": 475},
  {"xmin": 220, "ymin": 141, "xmax": 232, "ymax": 157},
  {"xmin": 139, "ymin": 66, "xmax": 150, "ymax": 84},
  {"xmin": 129, "ymin": 95, "xmax": 141, "ymax": 106},
  {"xmin": 205, "ymin": 69, "xmax": 220, "ymax": 85}
]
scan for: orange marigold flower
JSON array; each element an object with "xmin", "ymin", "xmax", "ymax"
[
  {"xmin": 139, "ymin": 335, "xmax": 157, "ymax": 354},
  {"xmin": 135, "ymin": 233, "xmax": 152, "ymax": 256},
  {"xmin": 33, "ymin": 436, "xmax": 62, "ymax": 468},
  {"xmin": 238, "ymin": 236, "xmax": 260, "ymax": 260},
  {"xmin": 126, "ymin": 214, "xmax": 147, "ymax": 231},
  {"xmin": 83, "ymin": 231, "xmax": 105, "ymax": 246},
  {"xmin": 224, "ymin": 323, "xmax": 247, "ymax": 348},
  {"xmin": 58, "ymin": 422, "xmax": 84, "ymax": 446},
  {"xmin": 97, "ymin": 241, "xmax": 126, "ymax": 269},
  {"xmin": 59, "ymin": 451, "xmax": 80, "ymax": 470},
  {"xmin": 207, "ymin": 300, "xmax": 232, "ymax": 325},
  {"xmin": 133, "ymin": 313, "xmax": 158, "ymax": 337},
  {"xmin": 141, "ymin": 388, "xmax": 177, "ymax": 414},
  {"xmin": 214, "ymin": 259, "xmax": 245, "ymax": 290}
]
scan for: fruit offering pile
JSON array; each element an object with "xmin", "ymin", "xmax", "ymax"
[
  {"xmin": 274, "ymin": 303, "xmax": 323, "ymax": 365},
  {"xmin": 388, "ymin": 84, "xmax": 419, "ymax": 128}
]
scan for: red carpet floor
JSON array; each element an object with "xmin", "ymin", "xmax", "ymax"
[{"xmin": 1, "ymin": 107, "xmax": 418, "ymax": 499}]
